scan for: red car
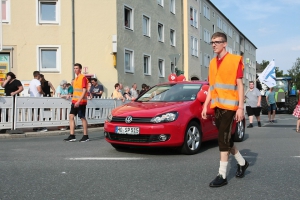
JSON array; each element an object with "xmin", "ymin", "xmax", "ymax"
[{"xmin": 104, "ymin": 81, "xmax": 245, "ymax": 155}]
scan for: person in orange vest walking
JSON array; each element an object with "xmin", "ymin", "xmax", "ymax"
[
  {"xmin": 64, "ymin": 63, "xmax": 89, "ymax": 142},
  {"xmin": 201, "ymin": 32, "xmax": 249, "ymax": 187}
]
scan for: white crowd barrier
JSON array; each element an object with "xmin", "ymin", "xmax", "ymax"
[{"xmin": 0, "ymin": 96, "xmax": 131, "ymax": 131}]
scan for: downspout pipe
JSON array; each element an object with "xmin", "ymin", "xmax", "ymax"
[{"xmin": 72, "ymin": 0, "xmax": 75, "ymax": 78}]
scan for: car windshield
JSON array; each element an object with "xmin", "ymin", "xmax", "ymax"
[{"xmin": 136, "ymin": 83, "xmax": 202, "ymax": 102}]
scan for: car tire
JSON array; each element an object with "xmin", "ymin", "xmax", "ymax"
[
  {"xmin": 233, "ymin": 120, "xmax": 245, "ymax": 142},
  {"xmin": 180, "ymin": 121, "xmax": 202, "ymax": 155}
]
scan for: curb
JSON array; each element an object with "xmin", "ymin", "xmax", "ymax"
[{"xmin": 0, "ymin": 127, "xmax": 104, "ymax": 139}]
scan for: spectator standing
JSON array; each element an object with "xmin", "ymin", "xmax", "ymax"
[
  {"xmin": 56, "ymin": 80, "xmax": 70, "ymax": 131},
  {"xmin": 1, "ymin": 72, "xmax": 23, "ymax": 132},
  {"xmin": 39, "ymin": 74, "xmax": 55, "ymax": 97},
  {"xmin": 119, "ymin": 83, "xmax": 123, "ymax": 95},
  {"xmin": 201, "ymin": 32, "xmax": 248, "ymax": 187},
  {"xmin": 139, "ymin": 83, "xmax": 147, "ymax": 96},
  {"xmin": 1, "ymin": 72, "xmax": 23, "ymax": 96},
  {"xmin": 29, "ymin": 71, "xmax": 43, "ymax": 97},
  {"xmin": 293, "ymin": 92, "xmax": 300, "ymax": 133},
  {"xmin": 123, "ymin": 86, "xmax": 134, "ymax": 100},
  {"xmin": 89, "ymin": 78, "xmax": 103, "ymax": 98},
  {"xmin": 56, "ymin": 80, "xmax": 70, "ymax": 99},
  {"xmin": 130, "ymin": 83, "xmax": 138, "ymax": 99},
  {"xmin": 112, "ymin": 83, "xmax": 125, "ymax": 101},
  {"xmin": 29, "ymin": 71, "xmax": 47, "ymax": 132},
  {"xmin": 64, "ymin": 63, "xmax": 89, "ymax": 142},
  {"xmin": 68, "ymin": 79, "xmax": 74, "ymax": 96},
  {"xmin": 292, "ymin": 94, "xmax": 300, "ymax": 132},
  {"xmin": 245, "ymin": 81, "xmax": 262, "ymax": 127},
  {"xmin": 266, "ymin": 87, "xmax": 276, "ymax": 123}
]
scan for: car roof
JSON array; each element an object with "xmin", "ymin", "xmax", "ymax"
[{"xmin": 156, "ymin": 81, "xmax": 209, "ymax": 86}]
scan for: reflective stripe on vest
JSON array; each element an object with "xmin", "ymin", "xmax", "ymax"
[
  {"xmin": 72, "ymin": 74, "xmax": 87, "ymax": 105},
  {"xmin": 211, "ymin": 98, "xmax": 239, "ymax": 107}
]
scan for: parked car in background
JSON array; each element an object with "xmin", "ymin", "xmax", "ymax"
[{"xmin": 104, "ymin": 81, "xmax": 245, "ymax": 155}]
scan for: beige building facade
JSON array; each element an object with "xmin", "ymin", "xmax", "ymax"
[{"xmin": 1, "ymin": 0, "xmax": 183, "ymax": 97}]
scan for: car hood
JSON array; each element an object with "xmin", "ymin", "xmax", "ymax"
[{"xmin": 112, "ymin": 101, "xmax": 191, "ymax": 117}]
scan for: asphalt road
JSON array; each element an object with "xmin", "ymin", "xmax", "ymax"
[{"xmin": 0, "ymin": 114, "xmax": 299, "ymax": 200}]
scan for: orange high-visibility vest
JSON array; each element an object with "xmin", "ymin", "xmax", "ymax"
[
  {"xmin": 72, "ymin": 74, "xmax": 87, "ymax": 105},
  {"xmin": 209, "ymin": 53, "xmax": 243, "ymax": 111}
]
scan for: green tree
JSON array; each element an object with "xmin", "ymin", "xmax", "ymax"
[{"xmin": 287, "ymin": 57, "xmax": 300, "ymax": 89}]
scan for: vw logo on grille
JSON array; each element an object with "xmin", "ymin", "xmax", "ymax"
[{"xmin": 125, "ymin": 116, "xmax": 133, "ymax": 124}]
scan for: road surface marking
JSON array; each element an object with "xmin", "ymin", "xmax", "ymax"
[{"xmin": 67, "ymin": 157, "xmax": 146, "ymax": 160}]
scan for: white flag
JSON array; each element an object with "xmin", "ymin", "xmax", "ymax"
[{"xmin": 258, "ymin": 60, "xmax": 276, "ymax": 88}]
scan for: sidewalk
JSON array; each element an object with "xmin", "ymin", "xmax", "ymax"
[{"xmin": 0, "ymin": 125, "xmax": 104, "ymax": 139}]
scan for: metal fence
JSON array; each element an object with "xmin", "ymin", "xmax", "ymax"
[{"xmin": 0, "ymin": 96, "xmax": 130, "ymax": 131}]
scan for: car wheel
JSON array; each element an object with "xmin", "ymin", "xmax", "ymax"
[
  {"xmin": 233, "ymin": 120, "xmax": 245, "ymax": 142},
  {"xmin": 180, "ymin": 121, "xmax": 202, "ymax": 155}
]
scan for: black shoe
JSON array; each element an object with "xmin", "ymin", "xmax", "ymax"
[
  {"xmin": 258, "ymin": 121, "xmax": 261, "ymax": 127},
  {"xmin": 236, "ymin": 160, "xmax": 249, "ymax": 178},
  {"xmin": 64, "ymin": 135, "xmax": 76, "ymax": 142},
  {"xmin": 247, "ymin": 124, "xmax": 253, "ymax": 128},
  {"xmin": 79, "ymin": 135, "xmax": 89, "ymax": 142},
  {"xmin": 209, "ymin": 174, "xmax": 228, "ymax": 187},
  {"xmin": 271, "ymin": 120, "xmax": 275, "ymax": 123}
]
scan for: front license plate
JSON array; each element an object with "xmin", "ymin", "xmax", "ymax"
[{"xmin": 115, "ymin": 127, "xmax": 140, "ymax": 135}]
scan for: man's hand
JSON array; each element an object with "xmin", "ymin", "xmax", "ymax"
[
  {"xmin": 74, "ymin": 101, "xmax": 80, "ymax": 107},
  {"xmin": 201, "ymin": 106, "xmax": 207, "ymax": 119},
  {"xmin": 235, "ymin": 109, "xmax": 244, "ymax": 122}
]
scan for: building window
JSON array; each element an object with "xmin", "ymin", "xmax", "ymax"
[
  {"xmin": 143, "ymin": 54, "xmax": 151, "ymax": 75},
  {"xmin": 158, "ymin": 59, "xmax": 165, "ymax": 77},
  {"xmin": 125, "ymin": 49, "xmax": 134, "ymax": 73},
  {"xmin": 2, "ymin": 0, "xmax": 10, "ymax": 23},
  {"xmin": 190, "ymin": 7, "xmax": 197, "ymax": 27},
  {"xmin": 158, "ymin": 23, "xmax": 164, "ymax": 42},
  {"xmin": 191, "ymin": 37, "xmax": 198, "ymax": 56},
  {"xmin": 157, "ymin": 0, "xmax": 164, "ymax": 7},
  {"xmin": 217, "ymin": 16, "xmax": 222, "ymax": 29},
  {"xmin": 124, "ymin": 6, "xmax": 133, "ymax": 30},
  {"xmin": 171, "ymin": 62, "xmax": 175, "ymax": 73},
  {"xmin": 227, "ymin": 46, "xmax": 233, "ymax": 54},
  {"xmin": 204, "ymin": 53, "xmax": 211, "ymax": 68},
  {"xmin": 170, "ymin": 0, "xmax": 175, "ymax": 14},
  {"xmin": 228, "ymin": 27, "xmax": 233, "ymax": 37},
  {"xmin": 203, "ymin": 29, "xmax": 211, "ymax": 44},
  {"xmin": 38, "ymin": 0, "xmax": 60, "ymax": 24},
  {"xmin": 142, "ymin": 15, "xmax": 150, "ymax": 37},
  {"xmin": 223, "ymin": 22, "xmax": 227, "ymax": 34},
  {"xmin": 38, "ymin": 46, "xmax": 61, "ymax": 72},
  {"xmin": 203, "ymin": 3, "xmax": 210, "ymax": 20},
  {"xmin": 170, "ymin": 29, "xmax": 175, "ymax": 46}
]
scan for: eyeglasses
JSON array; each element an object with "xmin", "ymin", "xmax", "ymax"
[{"xmin": 210, "ymin": 41, "xmax": 225, "ymax": 45}]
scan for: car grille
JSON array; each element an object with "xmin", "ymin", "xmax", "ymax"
[
  {"xmin": 111, "ymin": 117, "xmax": 152, "ymax": 123},
  {"xmin": 106, "ymin": 132, "xmax": 170, "ymax": 143}
]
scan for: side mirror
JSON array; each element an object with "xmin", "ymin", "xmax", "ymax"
[{"xmin": 197, "ymin": 90, "xmax": 207, "ymax": 103}]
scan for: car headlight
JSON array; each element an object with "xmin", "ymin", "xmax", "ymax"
[
  {"xmin": 107, "ymin": 113, "xmax": 113, "ymax": 122},
  {"xmin": 150, "ymin": 112, "xmax": 178, "ymax": 123}
]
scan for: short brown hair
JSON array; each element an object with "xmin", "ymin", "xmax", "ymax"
[
  {"xmin": 74, "ymin": 63, "xmax": 82, "ymax": 69},
  {"xmin": 211, "ymin": 32, "xmax": 227, "ymax": 42},
  {"xmin": 114, "ymin": 83, "xmax": 120, "ymax": 89},
  {"xmin": 249, "ymin": 81, "xmax": 254, "ymax": 84}
]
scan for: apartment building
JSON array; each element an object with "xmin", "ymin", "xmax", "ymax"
[
  {"xmin": 1, "ymin": 0, "xmax": 256, "ymax": 96},
  {"xmin": 183, "ymin": 0, "xmax": 257, "ymax": 90},
  {"xmin": 1, "ymin": 0, "xmax": 183, "ymax": 96}
]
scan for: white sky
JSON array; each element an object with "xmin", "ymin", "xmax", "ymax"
[{"xmin": 210, "ymin": 0, "xmax": 300, "ymax": 73}]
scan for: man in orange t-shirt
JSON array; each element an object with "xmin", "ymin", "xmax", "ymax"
[
  {"xmin": 64, "ymin": 63, "xmax": 89, "ymax": 142},
  {"xmin": 202, "ymin": 32, "xmax": 248, "ymax": 187}
]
